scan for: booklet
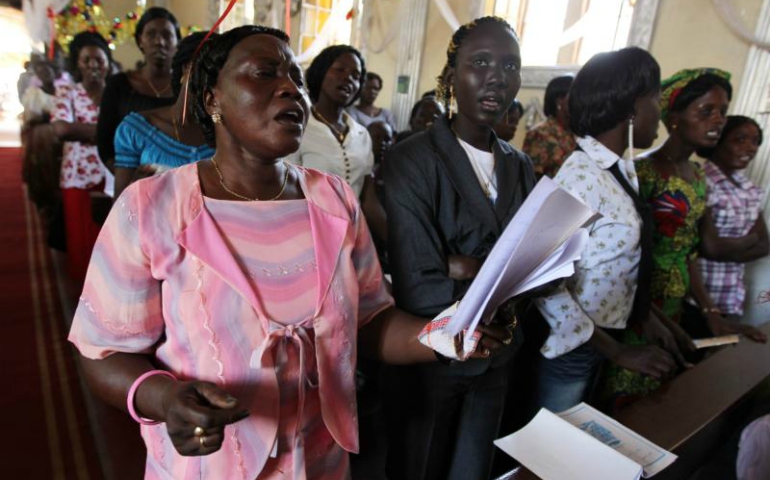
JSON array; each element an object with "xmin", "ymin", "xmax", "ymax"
[
  {"xmin": 430, "ymin": 176, "xmax": 599, "ymax": 357},
  {"xmin": 495, "ymin": 403, "xmax": 677, "ymax": 480},
  {"xmin": 693, "ymin": 334, "xmax": 740, "ymax": 349}
]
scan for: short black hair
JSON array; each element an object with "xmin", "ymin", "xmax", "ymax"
[
  {"xmin": 366, "ymin": 71, "xmax": 383, "ymax": 87},
  {"xmin": 408, "ymin": 95, "xmax": 442, "ymax": 123},
  {"xmin": 697, "ymin": 115, "xmax": 763, "ymax": 158},
  {"xmin": 135, "ymin": 7, "xmax": 182, "ymax": 47},
  {"xmin": 68, "ymin": 31, "xmax": 112, "ymax": 82},
  {"xmin": 543, "ymin": 75, "xmax": 574, "ymax": 117},
  {"xmin": 669, "ymin": 73, "xmax": 733, "ymax": 116},
  {"xmin": 171, "ymin": 32, "xmax": 210, "ymax": 97},
  {"xmin": 305, "ymin": 45, "xmax": 366, "ymax": 105},
  {"xmin": 191, "ymin": 25, "xmax": 290, "ymax": 147},
  {"xmin": 569, "ymin": 47, "xmax": 660, "ymax": 138}
]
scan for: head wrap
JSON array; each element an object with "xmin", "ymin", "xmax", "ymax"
[{"xmin": 659, "ymin": 68, "xmax": 731, "ymax": 122}]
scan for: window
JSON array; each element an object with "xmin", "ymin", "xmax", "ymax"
[
  {"xmin": 297, "ymin": 0, "xmax": 353, "ymax": 57},
  {"xmin": 488, "ymin": 0, "xmax": 660, "ymax": 87}
]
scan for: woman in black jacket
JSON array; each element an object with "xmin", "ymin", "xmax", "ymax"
[{"xmin": 383, "ymin": 16, "xmax": 536, "ymax": 480}]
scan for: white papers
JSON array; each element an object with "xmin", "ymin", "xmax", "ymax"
[
  {"xmin": 494, "ymin": 404, "xmax": 677, "ymax": 480},
  {"xmin": 445, "ymin": 176, "xmax": 599, "ymax": 354}
]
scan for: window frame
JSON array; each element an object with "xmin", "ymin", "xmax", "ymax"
[{"xmin": 504, "ymin": 0, "xmax": 661, "ymax": 88}]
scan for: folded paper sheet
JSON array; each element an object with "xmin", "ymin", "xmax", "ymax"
[
  {"xmin": 494, "ymin": 404, "xmax": 677, "ymax": 480},
  {"xmin": 429, "ymin": 177, "xmax": 599, "ymax": 357}
]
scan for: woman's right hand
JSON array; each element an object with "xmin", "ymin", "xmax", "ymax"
[
  {"xmin": 612, "ymin": 344, "xmax": 676, "ymax": 380},
  {"xmin": 161, "ymin": 381, "xmax": 249, "ymax": 456}
]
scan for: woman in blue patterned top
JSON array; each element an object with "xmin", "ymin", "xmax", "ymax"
[{"xmin": 113, "ymin": 32, "xmax": 215, "ymax": 199}]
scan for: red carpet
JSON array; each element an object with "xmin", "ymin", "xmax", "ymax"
[{"xmin": 0, "ymin": 147, "xmax": 104, "ymax": 479}]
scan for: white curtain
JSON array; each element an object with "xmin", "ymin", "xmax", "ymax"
[{"xmin": 712, "ymin": 0, "xmax": 770, "ymax": 51}]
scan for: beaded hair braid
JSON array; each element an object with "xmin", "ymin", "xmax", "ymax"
[{"xmin": 435, "ymin": 16, "xmax": 517, "ymax": 117}]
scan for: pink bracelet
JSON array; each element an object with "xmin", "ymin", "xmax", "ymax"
[{"xmin": 127, "ymin": 370, "xmax": 177, "ymax": 425}]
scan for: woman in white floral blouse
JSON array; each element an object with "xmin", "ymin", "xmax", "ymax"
[
  {"xmin": 533, "ymin": 47, "xmax": 691, "ymax": 414},
  {"xmin": 52, "ymin": 31, "xmax": 111, "ymax": 282}
]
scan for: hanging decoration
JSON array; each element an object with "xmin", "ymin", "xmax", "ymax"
[{"xmin": 53, "ymin": 0, "xmax": 144, "ymax": 52}]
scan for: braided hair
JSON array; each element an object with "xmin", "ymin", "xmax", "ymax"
[
  {"xmin": 171, "ymin": 32, "xmax": 210, "ymax": 97},
  {"xmin": 435, "ymin": 16, "xmax": 517, "ymax": 116},
  {"xmin": 67, "ymin": 31, "xmax": 112, "ymax": 82},
  {"xmin": 305, "ymin": 45, "xmax": 366, "ymax": 105},
  {"xmin": 191, "ymin": 25, "xmax": 290, "ymax": 147},
  {"xmin": 134, "ymin": 7, "xmax": 181, "ymax": 47}
]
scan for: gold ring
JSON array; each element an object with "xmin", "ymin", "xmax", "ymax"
[
  {"xmin": 193, "ymin": 426, "xmax": 205, "ymax": 437},
  {"xmin": 199, "ymin": 436, "xmax": 206, "ymax": 448}
]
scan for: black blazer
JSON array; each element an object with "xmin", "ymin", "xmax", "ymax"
[{"xmin": 384, "ymin": 116, "xmax": 536, "ymax": 372}]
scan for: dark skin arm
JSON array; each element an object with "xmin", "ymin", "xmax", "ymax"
[
  {"xmin": 699, "ymin": 208, "xmax": 769, "ymax": 262},
  {"xmin": 650, "ymin": 302, "xmax": 696, "ymax": 358},
  {"xmin": 361, "ymin": 175, "xmax": 388, "ymax": 245},
  {"xmin": 79, "ymin": 307, "xmax": 510, "ymax": 458},
  {"xmin": 52, "ymin": 120, "xmax": 97, "ymax": 144},
  {"xmin": 113, "ymin": 167, "xmax": 136, "ymax": 200},
  {"xmin": 358, "ymin": 305, "xmax": 511, "ymax": 364},
  {"xmin": 79, "ymin": 353, "xmax": 249, "ymax": 456},
  {"xmin": 588, "ymin": 327, "xmax": 676, "ymax": 380},
  {"xmin": 688, "ymin": 258, "xmax": 767, "ymax": 343}
]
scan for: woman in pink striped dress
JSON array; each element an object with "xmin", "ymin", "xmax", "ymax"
[{"xmin": 68, "ymin": 26, "xmax": 512, "ymax": 480}]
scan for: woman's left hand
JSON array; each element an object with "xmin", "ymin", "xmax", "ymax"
[{"xmin": 706, "ymin": 313, "xmax": 768, "ymax": 344}]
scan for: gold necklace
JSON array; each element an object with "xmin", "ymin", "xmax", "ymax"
[
  {"xmin": 312, "ymin": 107, "xmax": 347, "ymax": 144},
  {"xmin": 146, "ymin": 77, "xmax": 170, "ymax": 98},
  {"xmin": 210, "ymin": 157, "xmax": 290, "ymax": 201}
]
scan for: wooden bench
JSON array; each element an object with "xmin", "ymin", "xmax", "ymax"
[{"xmin": 496, "ymin": 322, "xmax": 770, "ymax": 480}]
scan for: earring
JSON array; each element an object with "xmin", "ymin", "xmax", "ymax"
[
  {"xmin": 671, "ymin": 124, "xmax": 678, "ymax": 130},
  {"xmin": 211, "ymin": 112, "xmax": 223, "ymax": 125},
  {"xmin": 627, "ymin": 116, "xmax": 635, "ymax": 161},
  {"xmin": 448, "ymin": 87, "xmax": 456, "ymax": 120}
]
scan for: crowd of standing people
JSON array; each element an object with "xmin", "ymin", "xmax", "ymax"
[{"xmin": 16, "ymin": 7, "xmax": 770, "ymax": 480}]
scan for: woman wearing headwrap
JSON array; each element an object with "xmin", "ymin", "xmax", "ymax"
[{"xmin": 603, "ymin": 68, "xmax": 766, "ymax": 409}]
